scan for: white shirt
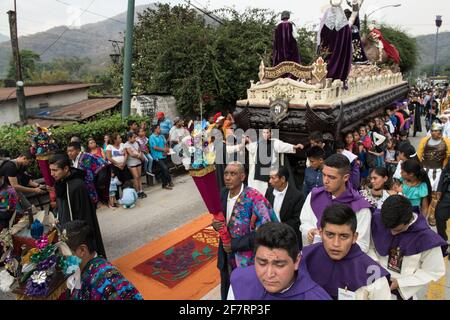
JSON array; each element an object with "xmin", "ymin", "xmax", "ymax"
[
  {"xmin": 393, "ymin": 160, "xmax": 403, "ymax": 180},
  {"xmin": 353, "ymin": 277, "xmax": 392, "ymax": 300},
  {"xmin": 273, "ymin": 183, "xmax": 289, "ymax": 222},
  {"xmin": 106, "ymin": 143, "xmax": 126, "ymax": 166},
  {"xmin": 300, "ymin": 193, "xmax": 372, "ymax": 253},
  {"xmin": 73, "ymin": 152, "xmax": 83, "ymax": 168},
  {"xmin": 246, "ymin": 139, "xmax": 296, "ymax": 195},
  {"xmin": 226, "ymin": 184, "xmax": 244, "ymax": 224},
  {"xmin": 368, "ymin": 213, "xmax": 446, "ymax": 300}
]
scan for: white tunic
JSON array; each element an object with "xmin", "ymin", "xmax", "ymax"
[
  {"xmin": 246, "ymin": 139, "xmax": 296, "ymax": 195},
  {"xmin": 300, "ymin": 193, "xmax": 372, "ymax": 253},
  {"xmin": 353, "ymin": 277, "xmax": 392, "ymax": 300},
  {"xmin": 368, "ymin": 215, "xmax": 446, "ymax": 300}
]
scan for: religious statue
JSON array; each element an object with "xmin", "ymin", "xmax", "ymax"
[
  {"xmin": 317, "ymin": 0, "xmax": 363, "ymax": 82},
  {"xmin": 344, "ymin": 0, "xmax": 368, "ymax": 64},
  {"xmin": 272, "ymin": 11, "xmax": 301, "ymax": 66},
  {"xmin": 366, "ymin": 23, "xmax": 400, "ymax": 65}
]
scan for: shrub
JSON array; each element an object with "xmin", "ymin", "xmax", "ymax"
[{"xmin": 0, "ymin": 113, "xmax": 151, "ymax": 178}]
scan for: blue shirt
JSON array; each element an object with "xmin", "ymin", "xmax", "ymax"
[
  {"xmin": 149, "ymin": 133, "xmax": 167, "ymax": 160},
  {"xmin": 303, "ymin": 167, "xmax": 323, "ymax": 197},
  {"xmin": 120, "ymin": 188, "xmax": 138, "ymax": 206},
  {"xmin": 159, "ymin": 118, "xmax": 173, "ymax": 135}
]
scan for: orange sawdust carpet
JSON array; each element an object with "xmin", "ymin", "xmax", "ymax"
[{"xmin": 113, "ymin": 214, "xmax": 220, "ymax": 300}]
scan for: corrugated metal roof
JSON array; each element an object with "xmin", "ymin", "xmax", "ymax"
[
  {"xmin": 30, "ymin": 98, "xmax": 121, "ymax": 121},
  {"xmin": 0, "ymin": 84, "xmax": 98, "ymax": 102},
  {"xmin": 26, "ymin": 118, "xmax": 77, "ymax": 128}
]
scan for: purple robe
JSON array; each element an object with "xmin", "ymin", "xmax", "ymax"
[
  {"xmin": 302, "ymin": 243, "xmax": 390, "ymax": 300},
  {"xmin": 230, "ymin": 264, "xmax": 331, "ymax": 300},
  {"xmin": 310, "ymin": 184, "xmax": 372, "ymax": 228},
  {"xmin": 350, "ymin": 160, "xmax": 361, "ymax": 190},
  {"xmin": 272, "ymin": 21, "xmax": 301, "ymax": 66},
  {"xmin": 371, "ymin": 209, "xmax": 448, "ymax": 257},
  {"xmin": 319, "ymin": 25, "xmax": 353, "ymax": 82}
]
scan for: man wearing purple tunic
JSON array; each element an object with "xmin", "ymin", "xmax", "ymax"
[
  {"xmin": 228, "ymin": 223, "xmax": 330, "ymax": 300},
  {"xmin": 272, "ymin": 11, "xmax": 300, "ymax": 66},
  {"xmin": 300, "ymin": 154, "xmax": 372, "ymax": 252},
  {"xmin": 302, "ymin": 204, "xmax": 391, "ymax": 300},
  {"xmin": 369, "ymin": 195, "xmax": 447, "ymax": 300}
]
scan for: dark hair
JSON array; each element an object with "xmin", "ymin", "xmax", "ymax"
[
  {"xmin": 273, "ymin": 166, "xmax": 289, "ymax": 182},
  {"xmin": 62, "ymin": 220, "xmax": 96, "ymax": 254},
  {"xmin": 398, "ymin": 143, "xmax": 419, "ymax": 162},
  {"xmin": 324, "ymin": 154, "xmax": 350, "ymax": 176},
  {"xmin": 399, "ymin": 130, "xmax": 408, "ymax": 137},
  {"xmin": 67, "ymin": 141, "xmax": 81, "ymax": 151},
  {"xmin": 152, "ymin": 124, "xmax": 160, "ymax": 132},
  {"xmin": 127, "ymin": 131, "xmax": 136, "ymax": 140},
  {"xmin": 401, "ymin": 160, "xmax": 432, "ymax": 203},
  {"xmin": 370, "ymin": 167, "xmax": 391, "ymax": 190},
  {"xmin": 128, "ymin": 120, "xmax": 137, "ymax": 127},
  {"xmin": 334, "ymin": 141, "xmax": 346, "ymax": 151},
  {"xmin": 48, "ymin": 153, "xmax": 71, "ymax": 169},
  {"xmin": 306, "ymin": 146, "xmax": 326, "ymax": 160},
  {"xmin": 320, "ymin": 204, "xmax": 357, "ymax": 233},
  {"xmin": 122, "ymin": 180, "xmax": 134, "ymax": 189},
  {"xmin": 309, "ymin": 131, "xmax": 323, "ymax": 143},
  {"xmin": 381, "ymin": 195, "xmax": 413, "ymax": 229},
  {"xmin": 255, "ymin": 222, "xmax": 299, "ymax": 262},
  {"xmin": 112, "ymin": 133, "xmax": 122, "ymax": 143},
  {"xmin": 19, "ymin": 150, "xmax": 35, "ymax": 160}
]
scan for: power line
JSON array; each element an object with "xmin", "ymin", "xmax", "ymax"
[
  {"xmin": 39, "ymin": 0, "xmax": 97, "ymax": 56},
  {"xmin": 182, "ymin": 0, "xmax": 224, "ymax": 25},
  {"xmin": 54, "ymin": 0, "xmax": 126, "ymax": 25}
]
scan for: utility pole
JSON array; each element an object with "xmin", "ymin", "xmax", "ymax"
[
  {"xmin": 7, "ymin": 1, "xmax": 27, "ymax": 123},
  {"xmin": 121, "ymin": 0, "xmax": 135, "ymax": 119}
]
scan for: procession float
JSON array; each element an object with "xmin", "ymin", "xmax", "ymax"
[{"xmin": 233, "ymin": 0, "xmax": 409, "ymax": 177}]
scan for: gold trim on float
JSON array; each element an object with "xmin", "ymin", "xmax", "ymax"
[{"xmin": 189, "ymin": 165, "xmax": 216, "ymax": 177}]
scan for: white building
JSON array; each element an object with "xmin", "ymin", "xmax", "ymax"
[{"xmin": 0, "ymin": 84, "xmax": 96, "ymax": 125}]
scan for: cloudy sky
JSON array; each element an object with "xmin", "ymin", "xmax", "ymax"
[{"xmin": 0, "ymin": 0, "xmax": 449, "ymax": 37}]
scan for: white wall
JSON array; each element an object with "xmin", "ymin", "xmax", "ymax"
[{"xmin": 0, "ymin": 89, "xmax": 89, "ymax": 125}]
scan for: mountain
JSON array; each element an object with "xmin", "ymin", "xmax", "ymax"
[
  {"xmin": 0, "ymin": 34, "xmax": 8, "ymax": 43},
  {"xmin": 0, "ymin": 4, "xmax": 158, "ymax": 78},
  {"xmin": 416, "ymin": 32, "xmax": 450, "ymax": 68}
]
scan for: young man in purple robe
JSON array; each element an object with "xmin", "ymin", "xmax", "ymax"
[
  {"xmin": 228, "ymin": 222, "xmax": 330, "ymax": 300},
  {"xmin": 300, "ymin": 154, "xmax": 372, "ymax": 252},
  {"xmin": 302, "ymin": 204, "xmax": 391, "ymax": 300},
  {"xmin": 272, "ymin": 11, "xmax": 300, "ymax": 66},
  {"xmin": 369, "ymin": 195, "xmax": 447, "ymax": 300}
]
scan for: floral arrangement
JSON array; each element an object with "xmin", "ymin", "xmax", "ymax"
[
  {"xmin": 21, "ymin": 234, "xmax": 65, "ymax": 297},
  {"xmin": 180, "ymin": 122, "xmax": 216, "ymax": 171},
  {"xmin": 27, "ymin": 126, "xmax": 58, "ymax": 157}
]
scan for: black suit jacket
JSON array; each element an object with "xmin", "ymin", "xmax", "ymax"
[
  {"xmin": 217, "ymin": 186, "xmax": 257, "ymax": 271},
  {"xmin": 265, "ymin": 184, "xmax": 304, "ymax": 249}
]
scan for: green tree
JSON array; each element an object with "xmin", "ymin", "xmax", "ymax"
[
  {"xmin": 361, "ymin": 24, "xmax": 418, "ymax": 73},
  {"xmin": 296, "ymin": 26, "xmax": 318, "ymax": 66},
  {"xmin": 116, "ymin": 4, "xmax": 277, "ymax": 116},
  {"xmin": 7, "ymin": 49, "xmax": 41, "ymax": 80}
]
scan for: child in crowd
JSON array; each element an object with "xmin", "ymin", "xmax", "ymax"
[
  {"xmin": 384, "ymin": 139, "xmax": 398, "ymax": 177},
  {"xmin": 400, "ymin": 159, "xmax": 432, "ymax": 218},
  {"xmin": 109, "ymin": 171, "xmax": 121, "ymax": 209},
  {"xmin": 118, "ymin": 181, "xmax": 138, "ymax": 209},
  {"xmin": 137, "ymin": 128, "xmax": 154, "ymax": 177}
]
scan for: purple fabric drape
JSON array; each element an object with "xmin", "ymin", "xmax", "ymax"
[
  {"xmin": 38, "ymin": 160, "xmax": 56, "ymax": 202},
  {"xmin": 272, "ymin": 21, "xmax": 301, "ymax": 66},
  {"xmin": 192, "ymin": 171, "xmax": 223, "ymax": 214},
  {"xmin": 310, "ymin": 184, "xmax": 372, "ymax": 228},
  {"xmin": 302, "ymin": 243, "xmax": 390, "ymax": 299},
  {"xmin": 319, "ymin": 25, "xmax": 353, "ymax": 82},
  {"xmin": 371, "ymin": 209, "xmax": 448, "ymax": 257}
]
